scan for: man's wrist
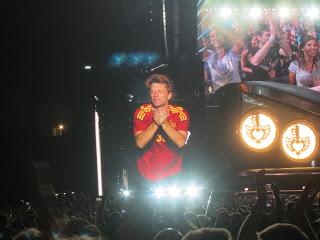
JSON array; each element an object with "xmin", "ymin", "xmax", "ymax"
[
  {"xmin": 153, "ymin": 121, "xmax": 160, "ymax": 127},
  {"xmin": 160, "ymin": 119, "xmax": 169, "ymax": 128}
]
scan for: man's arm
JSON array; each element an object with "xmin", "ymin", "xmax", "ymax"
[
  {"xmin": 276, "ymin": 29, "xmax": 292, "ymax": 58},
  {"xmin": 134, "ymin": 122, "xmax": 159, "ymax": 149},
  {"xmin": 250, "ymin": 17, "xmax": 277, "ymax": 66},
  {"xmin": 249, "ymin": 37, "xmax": 275, "ymax": 66},
  {"xmin": 241, "ymin": 49, "xmax": 253, "ymax": 73},
  {"xmin": 161, "ymin": 120, "xmax": 188, "ymax": 148}
]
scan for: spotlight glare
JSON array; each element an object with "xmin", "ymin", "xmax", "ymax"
[
  {"xmin": 219, "ymin": 7, "xmax": 231, "ymax": 18},
  {"xmin": 239, "ymin": 110, "xmax": 278, "ymax": 151},
  {"xmin": 154, "ymin": 187, "xmax": 165, "ymax": 198},
  {"xmin": 169, "ymin": 186, "xmax": 181, "ymax": 198},
  {"xmin": 249, "ymin": 7, "xmax": 262, "ymax": 19},
  {"xmin": 185, "ymin": 185, "xmax": 199, "ymax": 198},
  {"xmin": 306, "ymin": 7, "xmax": 319, "ymax": 19},
  {"xmin": 122, "ymin": 189, "xmax": 130, "ymax": 197},
  {"xmin": 278, "ymin": 7, "xmax": 290, "ymax": 18},
  {"xmin": 281, "ymin": 121, "xmax": 319, "ymax": 162}
]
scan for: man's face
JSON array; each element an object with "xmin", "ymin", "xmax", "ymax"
[
  {"xmin": 260, "ymin": 31, "xmax": 271, "ymax": 45},
  {"xmin": 150, "ymin": 83, "xmax": 172, "ymax": 108}
]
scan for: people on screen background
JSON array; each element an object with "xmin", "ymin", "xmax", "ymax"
[
  {"xmin": 288, "ymin": 35, "xmax": 320, "ymax": 89},
  {"xmin": 200, "ymin": 10, "xmax": 320, "ymax": 93},
  {"xmin": 246, "ymin": 13, "xmax": 292, "ymax": 83},
  {"xmin": 240, "ymin": 34, "xmax": 260, "ymax": 81},
  {"xmin": 204, "ymin": 29, "xmax": 244, "ymax": 94}
]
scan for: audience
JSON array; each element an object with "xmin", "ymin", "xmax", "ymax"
[{"xmin": 1, "ymin": 179, "xmax": 320, "ymax": 240}]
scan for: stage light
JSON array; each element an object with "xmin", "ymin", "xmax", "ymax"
[
  {"xmin": 219, "ymin": 7, "xmax": 232, "ymax": 18},
  {"xmin": 244, "ymin": 187, "xmax": 249, "ymax": 192},
  {"xmin": 306, "ymin": 7, "xmax": 319, "ymax": 19},
  {"xmin": 239, "ymin": 110, "xmax": 278, "ymax": 151},
  {"xmin": 249, "ymin": 7, "xmax": 262, "ymax": 19},
  {"xmin": 95, "ymin": 110, "xmax": 103, "ymax": 196},
  {"xmin": 185, "ymin": 185, "xmax": 199, "ymax": 198},
  {"xmin": 168, "ymin": 186, "xmax": 181, "ymax": 198},
  {"xmin": 122, "ymin": 189, "xmax": 131, "ymax": 197},
  {"xmin": 281, "ymin": 120, "xmax": 319, "ymax": 162},
  {"xmin": 278, "ymin": 7, "xmax": 290, "ymax": 18},
  {"xmin": 84, "ymin": 65, "xmax": 92, "ymax": 70},
  {"xmin": 154, "ymin": 186, "xmax": 165, "ymax": 198}
]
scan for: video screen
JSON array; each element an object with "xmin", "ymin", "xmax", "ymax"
[{"xmin": 197, "ymin": 1, "xmax": 320, "ymax": 99}]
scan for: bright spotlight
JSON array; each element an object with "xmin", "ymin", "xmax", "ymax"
[
  {"xmin": 278, "ymin": 7, "xmax": 291, "ymax": 18},
  {"xmin": 306, "ymin": 7, "xmax": 319, "ymax": 19},
  {"xmin": 239, "ymin": 110, "xmax": 278, "ymax": 151},
  {"xmin": 281, "ymin": 120, "xmax": 319, "ymax": 162},
  {"xmin": 84, "ymin": 65, "xmax": 92, "ymax": 70},
  {"xmin": 219, "ymin": 7, "xmax": 232, "ymax": 18},
  {"xmin": 154, "ymin": 187, "xmax": 165, "ymax": 198},
  {"xmin": 168, "ymin": 186, "xmax": 181, "ymax": 198},
  {"xmin": 185, "ymin": 185, "xmax": 199, "ymax": 198},
  {"xmin": 249, "ymin": 7, "xmax": 262, "ymax": 19},
  {"xmin": 122, "ymin": 189, "xmax": 130, "ymax": 197}
]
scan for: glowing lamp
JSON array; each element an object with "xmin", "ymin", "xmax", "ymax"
[
  {"xmin": 239, "ymin": 110, "xmax": 278, "ymax": 151},
  {"xmin": 281, "ymin": 121, "xmax": 319, "ymax": 162}
]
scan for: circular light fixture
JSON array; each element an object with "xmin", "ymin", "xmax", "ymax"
[
  {"xmin": 239, "ymin": 110, "xmax": 278, "ymax": 151},
  {"xmin": 281, "ymin": 120, "xmax": 319, "ymax": 162}
]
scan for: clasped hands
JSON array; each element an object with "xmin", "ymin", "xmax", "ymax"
[{"xmin": 153, "ymin": 107, "xmax": 168, "ymax": 126}]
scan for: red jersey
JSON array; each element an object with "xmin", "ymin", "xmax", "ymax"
[{"xmin": 133, "ymin": 104, "xmax": 190, "ymax": 181}]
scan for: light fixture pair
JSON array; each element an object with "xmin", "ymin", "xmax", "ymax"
[{"xmin": 239, "ymin": 110, "xmax": 319, "ymax": 162}]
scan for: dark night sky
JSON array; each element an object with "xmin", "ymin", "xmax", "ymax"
[{"xmin": 3, "ymin": 0, "xmax": 200, "ymax": 201}]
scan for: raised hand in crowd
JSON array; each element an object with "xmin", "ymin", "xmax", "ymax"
[
  {"xmin": 289, "ymin": 180, "xmax": 318, "ymax": 240},
  {"xmin": 237, "ymin": 181, "xmax": 268, "ymax": 240},
  {"xmin": 270, "ymin": 183, "xmax": 284, "ymax": 223}
]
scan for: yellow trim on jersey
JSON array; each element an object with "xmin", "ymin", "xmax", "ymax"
[
  {"xmin": 137, "ymin": 104, "xmax": 152, "ymax": 120},
  {"xmin": 169, "ymin": 105, "xmax": 187, "ymax": 121}
]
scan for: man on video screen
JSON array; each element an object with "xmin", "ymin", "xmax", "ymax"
[{"xmin": 133, "ymin": 74, "xmax": 190, "ymax": 182}]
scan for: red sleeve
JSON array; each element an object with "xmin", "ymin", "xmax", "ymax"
[
  {"xmin": 175, "ymin": 109, "xmax": 190, "ymax": 132},
  {"xmin": 133, "ymin": 107, "xmax": 150, "ymax": 134}
]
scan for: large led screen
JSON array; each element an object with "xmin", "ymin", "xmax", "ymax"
[{"xmin": 197, "ymin": 1, "xmax": 320, "ymax": 100}]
